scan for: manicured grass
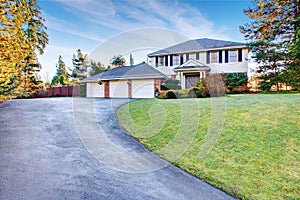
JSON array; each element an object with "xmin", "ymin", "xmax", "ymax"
[{"xmin": 117, "ymin": 94, "xmax": 300, "ymax": 199}]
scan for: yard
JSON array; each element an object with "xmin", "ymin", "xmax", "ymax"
[{"xmin": 117, "ymin": 94, "xmax": 300, "ymax": 199}]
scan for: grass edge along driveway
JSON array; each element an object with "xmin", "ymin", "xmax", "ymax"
[{"xmin": 117, "ymin": 94, "xmax": 300, "ymax": 200}]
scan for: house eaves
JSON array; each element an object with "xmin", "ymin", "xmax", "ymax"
[{"xmin": 148, "ymin": 38, "xmax": 247, "ymax": 57}]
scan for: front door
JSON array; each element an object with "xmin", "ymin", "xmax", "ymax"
[{"xmin": 185, "ymin": 75, "xmax": 200, "ymax": 88}]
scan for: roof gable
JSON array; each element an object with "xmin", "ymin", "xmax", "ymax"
[
  {"xmin": 174, "ymin": 59, "xmax": 210, "ymax": 71},
  {"xmin": 82, "ymin": 62, "xmax": 166, "ymax": 82},
  {"xmin": 148, "ymin": 38, "xmax": 246, "ymax": 57}
]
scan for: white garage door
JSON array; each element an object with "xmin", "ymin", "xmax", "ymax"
[
  {"xmin": 86, "ymin": 83, "xmax": 104, "ymax": 97},
  {"xmin": 110, "ymin": 80, "xmax": 128, "ymax": 98},
  {"xmin": 132, "ymin": 79, "xmax": 154, "ymax": 98}
]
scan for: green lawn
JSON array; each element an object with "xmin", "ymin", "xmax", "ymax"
[{"xmin": 117, "ymin": 94, "xmax": 300, "ymax": 199}]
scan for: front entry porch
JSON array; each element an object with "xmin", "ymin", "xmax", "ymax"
[{"xmin": 174, "ymin": 59, "xmax": 210, "ymax": 89}]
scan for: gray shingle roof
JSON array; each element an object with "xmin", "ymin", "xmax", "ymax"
[
  {"xmin": 148, "ymin": 38, "xmax": 246, "ymax": 57},
  {"xmin": 82, "ymin": 62, "xmax": 166, "ymax": 82}
]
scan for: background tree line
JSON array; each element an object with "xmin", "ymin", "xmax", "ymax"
[{"xmin": 50, "ymin": 52, "xmax": 128, "ymax": 87}]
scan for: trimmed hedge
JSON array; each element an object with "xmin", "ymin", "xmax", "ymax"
[{"xmin": 157, "ymin": 87, "xmax": 209, "ymax": 99}]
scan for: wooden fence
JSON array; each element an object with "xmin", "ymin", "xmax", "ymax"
[{"xmin": 44, "ymin": 86, "xmax": 81, "ymax": 97}]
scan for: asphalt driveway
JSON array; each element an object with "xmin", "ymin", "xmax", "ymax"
[{"xmin": 0, "ymin": 98, "xmax": 234, "ymax": 200}]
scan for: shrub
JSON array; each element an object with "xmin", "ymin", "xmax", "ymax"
[
  {"xmin": 189, "ymin": 87, "xmax": 209, "ymax": 98},
  {"xmin": 164, "ymin": 90, "xmax": 178, "ymax": 99},
  {"xmin": 206, "ymin": 74, "xmax": 226, "ymax": 97},
  {"xmin": 161, "ymin": 78, "xmax": 181, "ymax": 90},
  {"xmin": 231, "ymin": 87, "xmax": 249, "ymax": 94},
  {"xmin": 177, "ymin": 89, "xmax": 190, "ymax": 98},
  {"xmin": 224, "ymin": 73, "xmax": 248, "ymax": 87}
]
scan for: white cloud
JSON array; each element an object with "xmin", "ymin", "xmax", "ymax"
[
  {"xmin": 49, "ymin": 0, "xmax": 231, "ymax": 40},
  {"xmin": 44, "ymin": 15, "xmax": 105, "ymax": 42}
]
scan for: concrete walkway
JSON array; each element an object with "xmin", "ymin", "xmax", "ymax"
[{"xmin": 0, "ymin": 98, "xmax": 234, "ymax": 200}]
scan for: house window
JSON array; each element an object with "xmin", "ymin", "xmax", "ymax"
[
  {"xmin": 158, "ymin": 56, "xmax": 164, "ymax": 66},
  {"xmin": 238, "ymin": 49, "xmax": 243, "ymax": 62},
  {"xmin": 173, "ymin": 54, "xmax": 180, "ymax": 65},
  {"xmin": 225, "ymin": 50, "xmax": 229, "ymax": 63},
  {"xmin": 219, "ymin": 50, "xmax": 222, "ymax": 63},
  {"xmin": 189, "ymin": 53, "xmax": 196, "ymax": 60},
  {"xmin": 206, "ymin": 52, "xmax": 210, "ymax": 64},
  {"xmin": 196, "ymin": 53, "xmax": 200, "ymax": 60},
  {"xmin": 165, "ymin": 55, "xmax": 168, "ymax": 66},
  {"xmin": 229, "ymin": 50, "xmax": 237, "ymax": 62},
  {"xmin": 180, "ymin": 54, "xmax": 184, "ymax": 64},
  {"xmin": 211, "ymin": 51, "xmax": 219, "ymax": 63}
]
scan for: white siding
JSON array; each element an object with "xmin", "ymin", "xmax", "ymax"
[
  {"xmin": 132, "ymin": 79, "xmax": 154, "ymax": 98},
  {"xmin": 86, "ymin": 83, "xmax": 104, "ymax": 98},
  {"xmin": 110, "ymin": 80, "xmax": 128, "ymax": 98}
]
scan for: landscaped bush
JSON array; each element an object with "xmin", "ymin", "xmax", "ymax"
[
  {"xmin": 188, "ymin": 87, "xmax": 209, "ymax": 98},
  {"xmin": 161, "ymin": 78, "xmax": 181, "ymax": 90},
  {"xmin": 205, "ymin": 74, "xmax": 226, "ymax": 97},
  {"xmin": 158, "ymin": 75, "xmax": 226, "ymax": 99},
  {"xmin": 231, "ymin": 87, "xmax": 250, "ymax": 94},
  {"xmin": 224, "ymin": 73, "xmax": 248, "ymax": 87},
  {"xmin": 164, "ymin": 90, "xmax": 178, "ymax": 99}
]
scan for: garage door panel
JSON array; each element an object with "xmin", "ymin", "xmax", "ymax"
[
  {"xmin": 87, "ymin": 83, "xmax": 104, "ymax": 97},
  {"xmin": 110, "ymin": 81, "xmax": 128, "ymax": 98},
  {"xmin": 132, "ymin": 79, "xmax": 154, "ymax": 98}
]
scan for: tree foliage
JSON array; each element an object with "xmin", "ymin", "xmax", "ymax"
[
  {"xmin": 129, "ymin": 54, "xmax": 134, "ymax": 66},
  {"xmin": 51, "ymin": 56, "xmax": 69, "ymax": 86},
  {"xmin": 224, "ymin": 73, "xmax": 248, "ymax": 87},
  {"xmin": 71, "ymin": 49, "xmax": 89, "ymax": 81},
  {"xmin": 240, "ymin": 0, "xmax": 300, "ymax": 91},
  {"xmin": 88, "ymin": 60, "xmax": 106, "ymax": 76},
  {"xmin": 110, "ymin": 55, "xmax": 126, "ymax": 67},
  {"xmin": 0, "ymin": 0, "xmax": 48, "ymax": 98}
]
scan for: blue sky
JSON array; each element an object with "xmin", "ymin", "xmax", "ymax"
[{"xmin": 38, "ymin": 0, "xmax": 254, "ymax": 81}]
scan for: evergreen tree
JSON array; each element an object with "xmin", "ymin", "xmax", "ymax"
[
  {"xmin": 0, "ymin": 0, "xmax": 48, "ymax": 98},
  {"xmin": 88, "ymin": 60, "xmax": 106, "ymax": 76},
  {"xmin": 129, "ymin": 54, "xmax": 134, "ymax": 66},
  {"xmin": 71, "ymin": 49, "xmax": 89, "ymax": 81},
  {"xmin": 51, "ymin": 56, "xmax": 69, "ymax": 86},
  {"xmin": 240, "ymin": 0, "xmax": 300, "ymax": 91},
  {"xmin": 110, "ymin": 55, "xmax": 126, "ymax": 67}
]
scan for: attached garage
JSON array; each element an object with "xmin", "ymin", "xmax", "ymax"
[
  {"xmin": 82, "ymin": 62, "xmax": 166, "ymax": 98},
  {"xmin": 132, "ymin": 79, "xmax": 154, "ymax": 98},
  {"xmin": 86, "ymin": 82, "xmax": 104, "ymax": 98},
  {"xmin": 109, "ymin": 80, "xmax": 128, "ymax": 98}
]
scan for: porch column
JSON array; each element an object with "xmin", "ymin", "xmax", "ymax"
[
  {"xmin": 168, "ymin": 55, "xmax": 171, "ymax": 67},
  {"xmin": 180, "ymin": 72, "xmax": 185, "ymax": 89}
]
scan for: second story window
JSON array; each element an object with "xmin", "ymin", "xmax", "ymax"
[
  {"xmin": 173, "ymin": 54, "xmax": 180, "ymax": 65},
  {"xmin": 158, "ymin": 56, "xmax": 164, "ymax": 66},
  {"xmin": 189, "ymin": 53, "xmax": 196, "ymax": 60},
  {"xmin": 211, "ymin": 51, "xmax": 219, "ymax": 63},
  {"xmin": 229, "ymin": 50, "xmax": 237, "ymax": 62}
]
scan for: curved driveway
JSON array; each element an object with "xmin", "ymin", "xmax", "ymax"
[{"xmin": 0, "ymin": 98, "xmax": 234, "ymax": 200}]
